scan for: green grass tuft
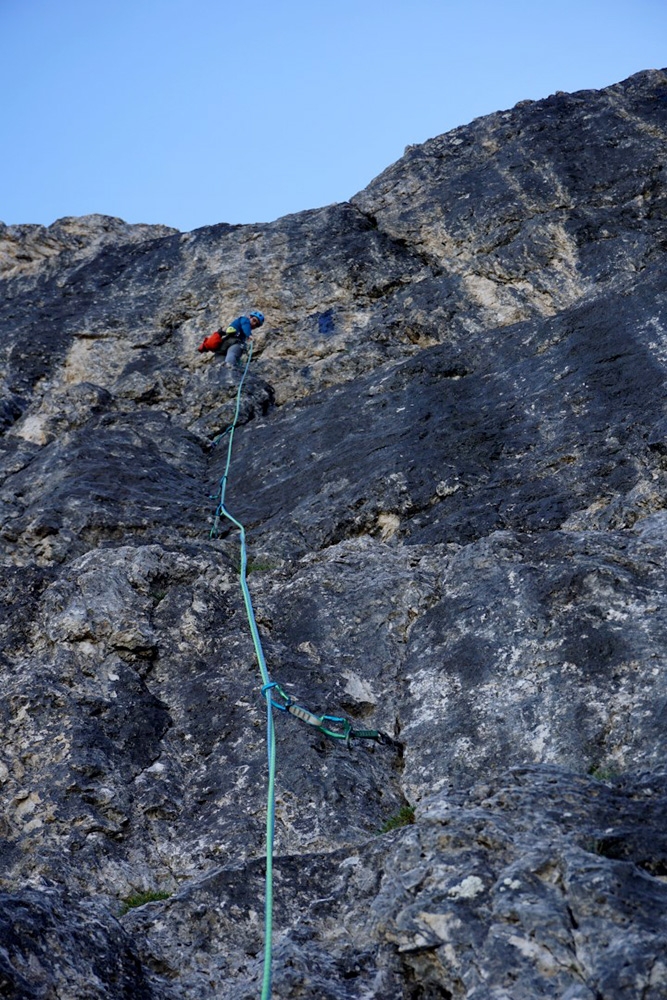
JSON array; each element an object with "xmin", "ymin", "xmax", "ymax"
[
  {"xmin": 588, "ymin": 764, "xmax": 619, "ymax": 782},
  {"xmin": 247, "ymin": 560, "xmax": 276, "ymax": 574},
  {"xmin": 380, "ymin": 804, "xmax": 415, "ymax": 834},
  {"xmin": 120, "ymin": 890, "xmax": 171, "ymax": 915}
]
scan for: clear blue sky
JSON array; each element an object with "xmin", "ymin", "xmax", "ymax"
[{"xmin": 2, "ymin": 0, "xmax": 666, "ymax": 233}]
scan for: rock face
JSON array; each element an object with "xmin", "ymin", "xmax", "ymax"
[{"xmin": 1, "ymin": 68, "xmax": 667, "ymax": 999}]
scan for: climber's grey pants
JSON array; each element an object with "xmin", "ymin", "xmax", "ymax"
[{"xmin": 225, "ymin": 342, "xmax": 246, "ymax": 367}]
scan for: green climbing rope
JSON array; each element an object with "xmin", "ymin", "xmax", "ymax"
[
  {"xmin": 208, "ymin": 343, "xmax": 394, "ymax": 999},
  {"xmin": 209, "ymin": 345, "xmax": 275, "ymax": 1000}
]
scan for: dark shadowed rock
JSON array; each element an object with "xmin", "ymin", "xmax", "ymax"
[{"xmin": 0, "ymin": 887, "xmax": 156, "ymax": 999}]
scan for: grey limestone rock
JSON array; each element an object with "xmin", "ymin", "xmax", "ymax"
[{"xmin": 1, "ymin": 68, "xmax": 667, "ymax": 999}]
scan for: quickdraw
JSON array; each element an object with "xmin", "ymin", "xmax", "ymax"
[{"xmin": 261, "ymin": 681, "xmax": 396, "ymax": 747}]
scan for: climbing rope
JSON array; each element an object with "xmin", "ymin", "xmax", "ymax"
[
  {"xmin": 208, "ymin": 342, "xmax": 392, "ymax": 1000},
  {"xmin": 209, "ymin": 345, "xmax": 276, "ymax": 1000}
]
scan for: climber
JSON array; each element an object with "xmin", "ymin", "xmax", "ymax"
[{"xmin": 197, "ymin": 311, "xmax": 265, "ymax": 366}]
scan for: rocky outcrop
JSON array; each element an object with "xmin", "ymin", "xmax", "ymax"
[
  {"xmin": 0, "ymin": 215, "xmax": 178, "ymax": 280},
  {"xmin": 1, "ymin": 68, "xmax": 667, "ymax": 999}
]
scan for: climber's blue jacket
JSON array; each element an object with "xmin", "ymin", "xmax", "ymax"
[{"xmin": 226, "ymin": 316, "xmax": 253, "ymax": 340}]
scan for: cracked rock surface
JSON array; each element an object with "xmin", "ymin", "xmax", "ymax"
[{"xmin": 1, "ymin": 68, "xmax": 667, "ymax": 999}]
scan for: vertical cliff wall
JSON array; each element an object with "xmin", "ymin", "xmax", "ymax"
[{"xmin": 1, "ymin": 68, "xmax": 667, "ymax": 999}]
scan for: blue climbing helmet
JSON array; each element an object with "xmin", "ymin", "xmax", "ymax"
[{"xmin": 249, "ymin": 310, "xmax": 265, "ymax": 326}]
